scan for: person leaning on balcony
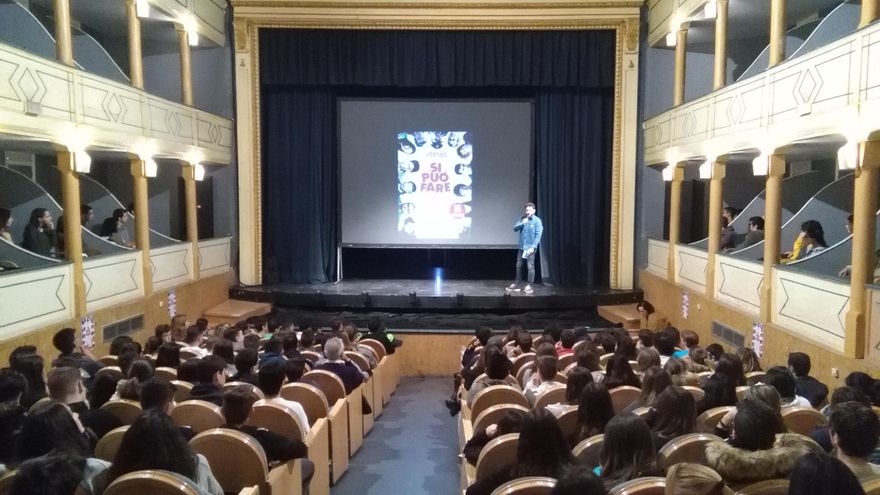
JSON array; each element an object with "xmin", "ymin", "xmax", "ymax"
[
  {"xmin": 782, "ymin": 220, "xmax": 827, "ymax": 263},
  {"xmin": 734, "ymin": 216, "xmax": 764, "ymax": 250},
  {"xmin": 21, "ymin": 208, "xmax": 57, "ymax": 257}
]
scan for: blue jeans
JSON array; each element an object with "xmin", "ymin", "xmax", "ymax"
[{"xmin": 515, "ymin": 249, "xmax": 536, "ymax": 284}]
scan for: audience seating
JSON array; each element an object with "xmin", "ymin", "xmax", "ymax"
[
  {"xmin": 682, "ymin": 385, "xmax": 705, "ymax": 402},
  {"xmin": 0, "ymin": 469, "xmax": 14, "ymax": 495},
  {"xmin": 632, "ymin": 406, "xmax": 652, "ymax": 420},
  {"xmin": 610, "ymin": 386, "xmax": 641, "ymax": 414},
  {"xmin": 490, "ymin": 476, "xmax": 557, "ymax": 495},
  {"xmin": 745, "ymin": 371, "xmax": 766, "ymax": 386},
  {"xmin": 563, "ymin": 363, "xmax": 578, "ymax": 376},
  {"xmin": 179, "ymin": 349, "xmax": 201, "ymax": 361},
  {"xmin": 734, "ymin": 479, "xmax": 789, "ymax": 495},
  {"xmin": 473, "ymin": 373, "xmax": 520, "ymax": 389},
  {"xmin": 696, "ymin": 406, "xmax": 735, "ymax": 433},
  {"xmin": 346, "ymin": 383, "xmax": 365, "ymax": 456},
  {"xmin": 781, "ymin": 406, "xmax": 827, "ymax": 436},
  {"xmin": 607, "ymin": 477, "xmax": 665, "ymax": 495},
  {"xmin": 300, "ymin": 351, "xmax": 322, "ymax": 364},
  {"xmin": 301, "ymin": 370, "xmax": 346, "ymax": 406},
  {"xmin": 301, "ymin": 369, "xmax": 361, "ymax": 467},
  {"xmin": 862, "ymin": 477, "xmax": 880, "ymax": 495},
  {"xmin": 96, "ymin": 366, "xmax": 123, "ymax": 377},
  {"xmin": 190, "ymin": 428, "xmax": 304, "ymax": 495},
  {"xmin": 94, "ymin": 425, "xmax": 130, "ymax": 462},
  {"xmin": 572, "ymin": 434, "xmax": 604, "ymax": 468},
  {"xmin": 657, "ymin": 432, "xmax": 721, "ymax": 469},
  {"xmin": 470, "ymin": 385, "xmax": 530, "ymax": 422},
  {"xmin": 247, "ymin": 400, "xmax": 306, "ymax": 440},
  {"xmin": 556, "ymin": 354, "xmax": 575, "ymax": 371},
  {"xmin": 281, "ymin": 383, "xmax": 329, "ymax": 426},
  {"xmin": 100, "ymin": 399, "xmax": 143, "ymax": 425},
  {"xmin": 533, "ymin": 387, "xmax": 566, "ymax": 411},
  {"xmin": 697, "ymin": 371, "xmax": 712, "ymax": 385},
  {"xmin": 555, "ymin": 406, "xmax": 580, "ymax": 447},
  {"xmin": 359, "ymin": 338, "xmax": 397, "ymax": 405},
  {"xmin": 284, "ymin": 376, "xmax": 348, "ymax": 485},
  {"xmin": 473, "ymin": 404, "xmax": 530, "ymax": 435},
  {"xmin": 102, "ymin": 470, "xmax": 202, "ymax": 495},
  {"xmin": 345, "ymin": 351, "xmax": 375, "ymax": 434},
  {"xmin": 344, "ymin": 351, "xmax": 370, "ymax": 374},
  {"xmin": 511, "ymin": 353, "xmax": 535, "ymax": 377},
  {"xmin": 276, "ymin": 384, "xmax": 333, "ymax": 495},
  {"xmin": 170, "ymin": 400, "xmax": 225, "ymax": 433},
  {"xmin": 736, "ymin": 386, "xmax": 751, "ymax": 400},
  {"xmin": 516, "ymin": 365, "xmax": 534, "ymax": 388},
  {"xmin": 554, "ymin": 372, "xmax": 568, "ymax": 384},
  {"xmin": 224, "ymin": 382, "xmax": 266, "ymax": 400},
  {"xmin": 98, "ymin": 355, "xmax": 119, "ymax": 366},
  {"xmin": 475, "ymin": 433, "xmax": 519, "ymax": 482},
  {"xmin": 155, "ymin": 367, "xmax": 178, "ymax": 381},
  {"xmin": 239, "ymin": 486, "xmax": 260, "ymax": 495},
  {"xmin": 599, "ymin": 353, "xmax": 614, "ymax": 368},
  {"xmin": 171, "ymin": 380, "xmax": 193, "ymax": 402}
]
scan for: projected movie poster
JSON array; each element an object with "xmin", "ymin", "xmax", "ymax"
[{"xmin": 397, "ymin": 131, "xmax": 472, "ymax": 240}]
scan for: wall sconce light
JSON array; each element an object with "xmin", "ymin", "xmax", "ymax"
[
  {"xmin": 752, "ymin": 152, "xmax": 768, "ymax": 176},
  {"xmin": 182, "ymin": 16, "xmax": 199, "ymax": 46},
  {"xmin": 703, "ymin": 0, "xmax": 717, "ymax": 19},
  {"xmin": 194, "ymin": 163, "xmax": 206, "ymax": 181},
  {"xmin": 144, "ymin": 158, "xmax": 158, "ymax": 178},
  {"xmin": 136, "ymin": 0, "xmax": 150, "ymax": 18},
  {"xmin": 665, "ymin": 31, "xmax": 677, "ymax": 47},
  {"xmin": 837, "ymin": 142, "xmax": 859, "ymax": 171},
  {"xmin": 74, "ymin": 151, "xmax": 91, "ymax": 174}
]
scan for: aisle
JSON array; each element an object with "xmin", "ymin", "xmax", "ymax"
[{"xmin": 332, "ymin": 377, "xmax": 461, "ymax": 495}]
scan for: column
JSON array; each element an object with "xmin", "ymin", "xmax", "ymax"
[
  {"xmin": 125, "ymin": 0, "xmax": 144, "ymax": 89},
  {"xmin": 52, "ymin": 0, "xmax": 73, "ymax": 66},
  {"xmin": 844, "ymin": 141, "xmax": 879, "ymax": 358},
  {"xmin": 861, "ymin": 0, "xmax": 879, "ymax": 28},
  {"xmin": 57, "ymin": 151, "xmax": 86, "ymax": 317},
  {"xmin": 760, "ymin": 154, "xmax": 785, "ymax": 322},
  {"xmin": 182, "ymin": 162, "xmax": 200, "ymax": 280},
  {"xmin": 713, "ymin": 0, "xmax": 729, "ymax": 89},
  {"xmin": 705, "ymin": 161, "xmax": 727, "ymax": 295},
  {"xmin": 667, "ymin": 165, "xmax": 685, "ymax": 283},
  {"xmin": 769, "ymin": 0, "xmax": 787, "ymax": 67},
  {"xmin": 130, "ymin": 159, "xmax": 152, "ymax": 295},
  {"xmin": 177, "ymin": 27, "xmax": 193, "ymax": 106},
  {"xmin": 673, "ymin": 25, "xmax": 689, "ymax": 106}
]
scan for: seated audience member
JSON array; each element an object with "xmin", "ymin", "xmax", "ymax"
[
  {"xmin": 719, "ymin": 216, "xmax": 736, "ymax": 251},
  {"xmin": 524, "ymin": 355, "xmax": 564, "ymax": 407},
  {"xmin": 280, "ymin": 331, "xmax": 300, "ymax": 360},
  {"xmin": 556, "ymin": 329, "xmax": 576, "ymax": 357},
  {"xmin": 177, "ymin": 358, "xmax": 200, "ymax": 383},
  {"xmin": 735, "ymin": 216, "xmax": 764, "ymax": 249},
  {"xmin": 829, "ymin": 401, "xmax": 880, "ymax": 481},
  {"xmin": 787, "ymin": 352, "xmax": 828, "ymax": 408},
  {"xmin": 636, "ymin": 347, "xmax": 661, "ymax": 373},
  {"xmin": 360, "ymin": 317, "xmax": 402, "ymax": 354},
  {"xmin": 602, "ymin": 355, "xmax": 640, "ymax": 390},
  {"xmin": 154, "ymin": 342, "xmax": 182, "ymax": 369},
  {"xmin": 467, "ymin": 347, "xmax": 513, "ymax": 407},
  {"xmin": 650, "ymin": 386, "xmax": 696, "ymax": 451},
  {"xmin": 155, "ymin": 324, "xmax": 174, "ymax": 344},
  {"xmin": 101, "ymin": 409, "xmax": 223, "ymax": 495},
  {"xmin": 259, "ymin": 335, "xmax": 286, "ymax": 368},
  {"xmin": 344, "ymin": 323, "xmax": 380, "ymax": 367},
  {"xmin": 624, "ymin": 367, "xmax": 671, "ymax": 414},
  {"xmin": 596, "ymin": 413, "xmax": 662, "ymax": 489},
  {"xmin": 704, "ymin": 343, "xmax": 724, "ymax": 363},
  {"xmin": 99, "ymin": 208, "xmax": 135, "ymax": 248},
  {"xmin": 463, "ymin": 409, "xmax": 526, "ymax": 466},
  {"xmin": 613, "ymin": 330, "xmax": 637, "ymax": 361},
  {"xmin": 316, "ymin": 337, "xmax": 366, "ymax": 395},
  {"xmin": 223, "ymin": 326, "xmax": 245, "ymax": 352},
  {"xmin": 502, "ymin": 325, "xmax": 521, "ymax": 352},
  {"xmin": 664, "ymin": 357, "xmax": 699, "ymax": 387},
  {"xmin": 185, "ymin": 356, "xmax": 226, "ymax": 406},
  {"xmin": 705, "ymin": 400, "xmax": 818, "ymax": 486},
  {"xmin": 108, "ymin": 335, "xmax": 139, "ymax": 357},
  {"xmin": 0, "ymin": 370, "xmax": 27, "ymax": 467},
  {"xmin": 221, "ymin": 385, "xmax": 313, "ymax": 484},
  {"xmin": 298, "ymin": 328, "xmax": 316, "ymax": 352},
  {"xmin": 637, "ymin": 301, "xmax": 667, "ymax": 331},
  {"xmin": 465, "ymin": 409, "xmax": 575, "ymax": 495},
  {"xmin": 664, "ymin": 463, "xmax": 729, "ymax": 495},
  {"xmin": 180, "ymin": 325, "xmax": 208, "ymax": 358},
  {"xmin": 0, "ymin": 208, "xmax": 12, "ymax": 242},
  {"xmin": 88, "ymin": 368, "xmax": 123, "ymax": 411},
  {"xmin": 812, "ymin": 386, "xmax": 871, "ymax": 451},
  {"xmin": 636, "ymin": 329, "xmax": 654, "ymax": 351},
  {"xmin": 509, "ymin": 332, "xmax": 534, "ymax": 360},
  {"xmin": 12, "ymin": 353, "xmax": 48, "ymax": 410},
  {"xmin": 232, "ymin": 348, "xmax": 260, "ymax": 386},
  {"xmin": 715, "ymin": 384, "xmax": 783, "ymax": 439},
  {"xmin": 550, "ymin": 466, "xmax": 606, "ymax": 495},
  {"xmin": 764, "ymin": 366, "xmax": 811, "ymax": 408},
  {"xmin": 672, "ymin": 330, "xmax": 697, "ymax": 359},
  {"xmin": 115, "ymin": 358, "xmax": 154, "ymax": 401},
  {"xmin": 713, "ymin": 353, "xmax": 746, "ymax": 387},
  {"xmin": 284, "ymin": 357, "xmax": 309, "ymax": 383},
  {"xmin": 47, "ymin": 367, "xmax": 121, "ymax": 441},
  {"xmin": 140, "ymin": 378, "xmax": 195, "ymax": 441},
  {"xmin": 51, "ymin": 327, "xmax": 101, "ymax": 377},
  {"xmin": 546, "ymin": 367, "xmax": 592, "ymax": 418},
  {"xmin": 788, "ymin": 453, "xmax": 866, "ymax": 495},
  {"xmin": 170, "ymin": 314, "xmax": 188, "ymax": 342},
  {"xmin": 143, "ymin": 336, "xmax": 162, "ymax": 359},
  {"xmin": 783, "ymin": 220, "xmax": 828, "ymax": 262},
  {"xmin": 654, "ymin": 331, "xmax": 677, "ymax": 366},
  {"xmin": 10, "ymin": 452, "xmax": 98, "ymax": 495},
  {"xmin": 845, "ymin": 372, "xmax": 880, "ymax": 406},
  {"xmin": 575, "ymin": 345, "xmax": 605, "ymax": 384},
  {"xmin": 697, "ymin": 373, "xmax": 737, "ymax": 415},
  {"xmin": 212, "ymin": 339, "xmax": 236, "ymax": 377},
  {"xmin": 21, "ymin": 208, "xmax": 57, "ymax": 257},
  {"xmin": 687, "ymin": 346, "xmax": 711, "ymax": 373},
  {"xmin": 577, "ymin": 383, "xmax": 615, "ymax": 441},
  {"xmin": 258, "ymin": 360, "xmax": 310, "ymax": 433}
]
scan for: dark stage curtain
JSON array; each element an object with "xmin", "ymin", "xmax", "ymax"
[{"xmin": 260, "ymin": 29, "xmax": 615, "ymax": 286}]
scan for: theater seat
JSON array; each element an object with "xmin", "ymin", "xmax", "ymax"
[
  {"xmin": 696, "ymin": 406, "xmax": 735, "ymax": 433},
  {"xmin": 289, "ymin": 373, "xmax": 349, "ymax": 484},
  {"xmin": 102, "ymin": 470, "xmax": 202, "ymax": 495},
  {"xmin": 277, "ymin": 383, "xmax": 333, "ymax": 495},
  {"xmin": 736, "ymin": 386, "xmax": 751, "ymax": 400},
  {"xmin": 572, "ymin": 434, "xmax": 604, "ymax": 468},
  {"xmin": 100, "ymin": 399, "xmax": 143, "ymax": 425},
  {"xmin": 735, "ymin": 479, "xmax": 789, "ymax": 495},
  {"xmin": 224, "ymin": 382, "xmax": 265, "ymax": 400},
  {"xmin": 190, "ymin": 429, "xmax": 268, "ymax": 494},
  {"xmin": 344, "ymin": 351, "xmax": 371, "ymax": 374},
  {"xmin": 170, "ymin": 380, "xmax": 193, "ymax": 402},
  {"xmin": 98, "ymin": 355, "xmax": 119, "ymax": 366},
  {"xmin": 490, "ymin": 476, "xmax": 556, "ymax": 495},
  {"xmin": 555, "ymin": 406, "xmax": 580, "ymax": 447},
  {"xmin": 556, "ymin": 354, "xmax": 575, "ymax": 371},
  {"xmin": 745, "ymin": 371, "xmax": 766, "ymax": 386},
  {"xmin": 657, "ymin": 432, "xmax": 722, "ymax": 469},
  {"xmin": 170, "ymin": 400, "xmax": 225, "ymax": 433},
  {"xmin": 473, "ymin": 404, "xmax": 530, "ymax": 435},
  {"xmin": 607, "ymin": 476, "xmax": 665, "ymax": 495},
  {"xmin": 281, "ymin": 383, "xmax": 329, "ymax": 427},
  {"xmin": 782, "ymin": 407, "xmax": 827, "ymax": 436},
  {"xmin": 533, "ymin": 387, "xmax": 565, "ymax": 411},
  {"xmin": 301, "ymin": 370, "xmax": 346, "ymax": 405},
  {"xmin": 682, "ymin": 386, "xmax": 705, "ymax": 402},
  {"xmin": 154, "ymin": 367, "xmax": 178, "ymax": 381},
  {"xmin": 511, "ymin": 353, "xmax": 535, "ymax": 377},
  {"xmin": 862, "ymin": 477, "xmax": 880, "ymax": 495},
  {"xmin": 301, "ymin": 351, "xmax": 322, "ymax": 364},
  {"xmin": 471, "ymin": 385, "xmax": 529, "ymax": 422},
  {"xmin": 247, "ymin": 400, "xmax": 307, "ymax": 440},
  {"xmin": 475, "ymin": 433, "xmax": 519, "ymax": 482},
  {"xmin": 610, "ymin": 386, "xmax": 641, "ymax": 414},
  {"xmin": 94, "ymin": 425, "xmax": 130, "ymax": 462}
]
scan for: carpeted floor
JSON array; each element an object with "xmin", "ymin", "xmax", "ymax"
[{"xmin": 331, "ymin": 377, "xmax": 461, "ymax": 495}]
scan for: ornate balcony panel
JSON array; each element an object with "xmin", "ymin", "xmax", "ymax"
[
  {"xmin": 0, "ymin": 264, "xmax": 74, "ymax": 337},
  {"xmin": 676, "ymin": 244, "xmax": 708, "ymax": 292},
  {"xmin": 644, "ymin": 22, "xmax": 879, "ymax": 165},
  {"xmin": 647, "ymin": 239, "xmax": 669, "ymax": 277},
  {"xmin": 714, "ymin": 255, "xmax": 762, "ymax": 315},
  {"xmin": 198, "ymin": 236, "xmax": 232, "ymax": 278},
  {"xmin": 150, "ymin": 243, "xmax": 193, "ymax": 291},
  {"xmin": 0, "ymin": 42, "xmax": 232, "ymax": 164},
  {"xmin": 83, "ymin": 251, "xmax": 145, "ymax": 312},
  {"xmin": 773, "ymin": 267, "xmax": 849, "ymax": 352}
]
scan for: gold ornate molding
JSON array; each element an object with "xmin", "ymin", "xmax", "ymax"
[{"xmin": 234, "ymin": 18, "xmax": 250, "ymax": 51}]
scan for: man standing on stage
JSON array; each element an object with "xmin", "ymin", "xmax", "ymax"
[{"xmin": 507, "ymin": 202, "xmax": 543, "ymax": 294}]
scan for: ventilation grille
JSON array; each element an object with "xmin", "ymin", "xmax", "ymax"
[
  {"xmin": 711, "ymin": 321, "xmax": 745, "ymax": 349},
  {"xmin": 103, "ymin": 314, "xmax": 144, "ymax": 342}
]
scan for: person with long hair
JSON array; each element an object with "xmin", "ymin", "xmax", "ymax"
[
  {"xmin": 788, "ymin": 453, "xmax": 865, "ymax": 495},
  {"xmin": 465, "ymin": 409, "xmax": 575, "ymax": 495},
  {"xmin": 546, "ymin": 366, "xmax": 593, "ymax": 419},
  {"xmin": 651, "ymin": 386, "xmax": 696, "ymax": 450},
  {"xmin": 154, "ymin": 342, "xmax": 182, "ymax": 369},
  {"xmin": 603, "ymin": 355, "xmax": 640, "ymax": 390},
  {"xmin": 664, "ymin": 463, "xmax": 730, "ymax": 495},
  {"xmin": 715, "ymin": 384, "xmax": 784, "ymax": 438},
  {"xmin": 102, "ymin": 409, "xmax": 223, "ymax": 494},
  {"xmin": 713, "ymin": 353, "xmax": 746, "ymax": 387},
  {"xmin": 11, "ymin": 353, "xmax": 47, "ymax": 409},
  {"xmin": 624, "ymin": 367, "xmax": 671, "ymax": 413},
  {"xmin": 576, "ymin": 382, "xmax": 615, "ymax": 441},
  {"xmin": 21, "ymin": 207, "xmax": 56, "ymax": 257},
  {"xmin": 783, "ymin": 219, "xmax": 828, "ymax": 262},
  {"xmin": 596, "ymin": 413, "xmax": 661, "ymax": 489},
  {"xmin": 0, "ymin": 208, "xmax": 12, "ymax": 241},
  {"xmin": 697, "ymin": 373, "xmax": 737, "ymax": 415},
  {"xmin": 737, "ymin": 347, "xmax": 762, "ymax": 374}
]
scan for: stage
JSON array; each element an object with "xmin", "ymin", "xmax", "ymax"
[{"xmin": 230, "ymin": 279, "xmax": 642, "ymax": 330}]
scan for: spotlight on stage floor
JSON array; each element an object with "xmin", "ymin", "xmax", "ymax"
[
  {"xmin": 361, "ymin": 290, "xmax": 371, "ymax": 307},
  {"xmin": 409, "ymin": 291, "xmax": 418, "ymax": 306},
  {"xmin": 433, "ymin": 267, "xmax": 443, "ymax": 293}
]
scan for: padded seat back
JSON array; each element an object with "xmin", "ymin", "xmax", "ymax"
[
  {"xmin": 490, "ymin": 476, "xmax": 556, "ymax": 495},
  {"xmin": 280, "ymin": 382, "xmax": 329, "ymax": 426},
  {"xmin": 170, "ymin": 380, "xmax": 193, "ymax": 403},
  {"xmin": 301, "ymin": 370, "xmax": 346, "ymax": 405},
  {"xmin": 190, "ymin": 429, "xmax": 268, "ymax": 493},
  {"xmin": 471, "ymin": 385, "xmax": 529, "ymax": 421},
  {"xmin": 170, "ymin": 400, "xmax": 225, "ymax": 433},
  {"xmin": 657, "ymin": 432, "xmax": 722, "ymax": 469},
  {"xmin": 735, "ymin": 479, "xmax": 790, "ymax": 495},
  {"xmin": 344, "ymin": 351, "xmax": 371, "ymax": 373},
  {"xmin": 103, "ymin": 470, "xmax": 202, "ymax": 495},
  {"xmin": 473, "ymin": 404, "xmax": 530, "ymax": 435},
  {"xmin": 533, "ymin": 387, "xmax": 566, "ymax": 411},
  {"xmin": 94, "ymin": 425, "xmax": 130, "ymax": 462},
  {"xmin": 555, "ymin": 406, "xmax": 580, "ymax": 447},
  {"xmin": 223, "ymin": 382, "xmax": 265, "ymax": 400},
  {"xmin": 682, "ymin": 386, "xmax": 705, "ymax": 402},
  {"xmin": 301, "ymin": 351, "xmax": 323, "ymax": 364},
  {"xmin": 572, "ymin": 434, "xmax": 604, "ymax": 468},
  {"xmin": 247, "ymin": 400, "xmax": 306, "ymax": 441},
  {"xmin": 607, "ymin": 476, "xmax": 666, "ymax": 495},
  {"xmin": 359, "ymin": 339, "xmax": 386, "ymax": 361},
  {"xmin": 696, "ymin": 406, "xmax": 735, "ymax": 433},
  {"xmin": 782, "ymin": 407, "xmax": 827, "ymax": 436},
  {"xmin": 154, "ymin": 367, "xmax": 178, "ymax": 381},
  {"xmin": 100, "ymin": 399, "xmax": 143, "ymax": 425},
  {"xmin": 511, "ymin": 353, "xmax": 535, "ymax": 377},
  {"xmin": 610, "ymin": 386, "xmax": 641, "ymax": 414},
  {"xmin": 556, "ymin": 354, "xmax": 575, "ymax": 371},
  {"xmin": 476, "ymin": 433, "xmax": 519, "ymax": 482}
]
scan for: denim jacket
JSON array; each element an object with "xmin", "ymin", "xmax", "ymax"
[{"xmin": 513, "ymin": 215, "xmax": 543, "ymax": 251}]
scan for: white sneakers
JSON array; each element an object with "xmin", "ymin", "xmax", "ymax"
[
  {"xmin": 523, "ymin": 285, "xmax": 533, "ymax": 294},
  {"xmin": 506, "ymin": 284, "xmax": 534, "ymax": 294}
]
